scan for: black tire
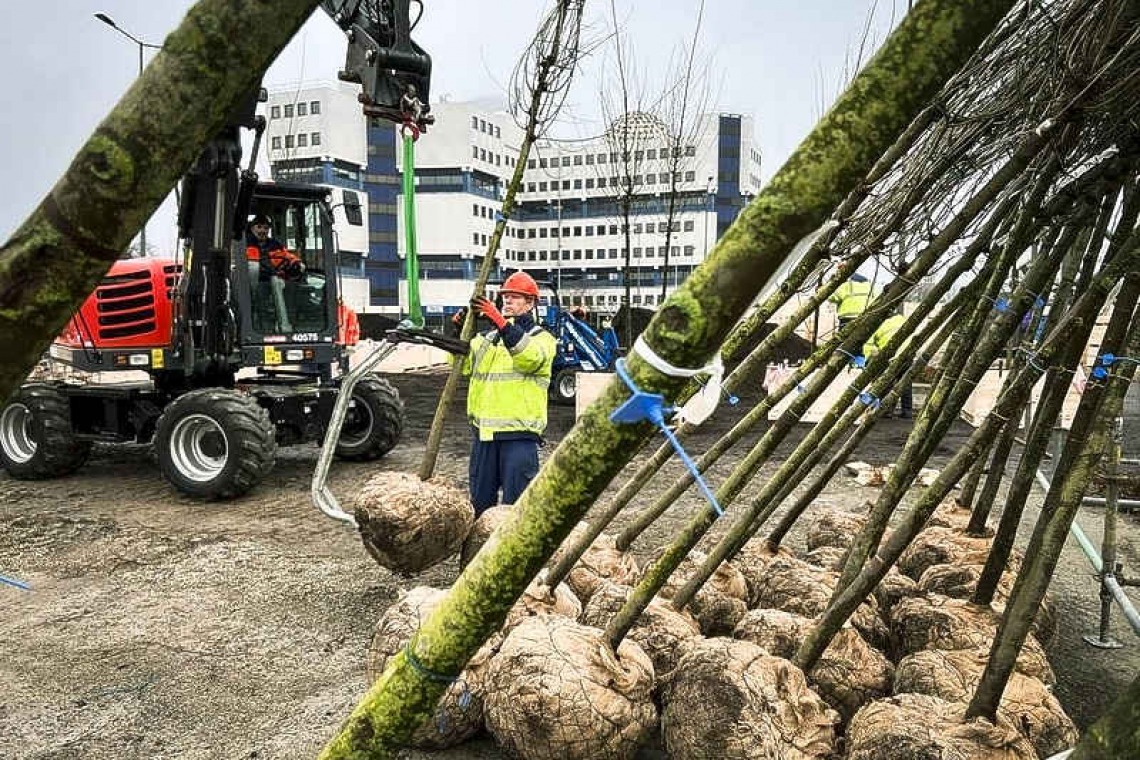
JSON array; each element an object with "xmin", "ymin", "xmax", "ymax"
[
  {"xmin": 549, "ymin": 368, "xmax": 577, "ymax": 406},
  {"xmin": 334, "ymin": 374, "xmax": 404, "ymax": 461},
  {"xmin": 0, "ymin": 384, "xmax": 91, "ymax": 479},
  {"xmin": 154, "ymin": 389, "xmax": 276, "ymax": 499}
]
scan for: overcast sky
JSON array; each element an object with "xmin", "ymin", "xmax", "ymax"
[{"xmin": 0, "ymin": 1, "xmax": 909, "ymax": 254}]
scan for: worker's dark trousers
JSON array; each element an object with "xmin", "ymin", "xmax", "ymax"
[{"xmin": 469, "ymin": 436, "xmax": 540, "ymax": 515}]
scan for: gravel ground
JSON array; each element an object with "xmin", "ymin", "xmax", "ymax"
[{"xmin": 1, "ymin": 372, "xmax": 1138, "ymax": 759}]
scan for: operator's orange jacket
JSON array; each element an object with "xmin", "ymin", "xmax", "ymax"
[{"xmin": 245, "ymin": 237, "xmax": 301, "ymax": 272}]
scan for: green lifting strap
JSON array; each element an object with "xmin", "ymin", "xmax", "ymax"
[{"xmin": 402, "ymin": 131, "xmax": 424, "ymax": 327}]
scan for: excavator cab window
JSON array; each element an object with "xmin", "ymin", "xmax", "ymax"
[{"xmin": 245, "ymin": 199, "xmax": 331, "ymax": 336}]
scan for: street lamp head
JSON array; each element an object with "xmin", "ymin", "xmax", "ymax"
[{"xmin": 94, "ymin": 13, "xmax": 116, "ymax": 28}]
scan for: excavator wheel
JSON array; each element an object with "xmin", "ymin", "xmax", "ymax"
[
  {"xmin": 154, "ymin": 389, "xmax": 276, "ymax": 500},
  {"xmin": 334, "ymin": 374, "xmax": 404, "ymax": 461},
  {"xmin": 0, "ymin": 383, "xmax": 91, "ymax": 480},
  {"xmin": 549, "ymin": 368, "xmax": 577, "ymax": 406}
]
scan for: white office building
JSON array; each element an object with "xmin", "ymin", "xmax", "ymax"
[{"xmin": 264, "ymin": 85, "xmax": 762, "ymax": 321}]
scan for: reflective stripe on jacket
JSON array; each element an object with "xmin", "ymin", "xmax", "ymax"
[
  {"xmin": 459, "ymin": 321, "xmax": 556, "ymax": 441},
  {"xmin": 829, "ymin": 281, "xmax": 875, "ymax": 319},
  {"xmin": 864, "ymin": 313, "xmax": 908, "ymax": 359}
]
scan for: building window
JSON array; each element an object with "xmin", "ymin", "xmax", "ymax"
[
  {"xmin": 685, "ymin": 145, "xmax": 696, "ymax": 156},
  {"xmin": 297, "ymin": 102, "xmax": 307, "ymax": 116},
  {"xmin": 270, "ymin": 105, "xmax": 281, "ymax": 119},
  {"xmin": 670, "ymin": 221, "xmax": 681, "ymax": 232},
  {"xmin": 661, "ymin": 146, "xmax": 670, "ymax": 158},
  {"xmin": 310, "ymin": 100, "xmax": 320, "ymax": 114},
  {"xmin": 672, "ymin": 245, "xmax": 680, "ymax": 256},
  {"xmin": 609, "ymin": 225, "xmax": 617, "ymax": 235},
  {"xmin": 473, "ymin": 204, "xmax": 480, "ymax": 216},
  {"xmin": 574, "ymin": 155, "xmax": 583, "ymax": 166},
  {"xmin": 539, "ymin": 181, "xmax": 548, "ymax": 191},
  {"xmin": 633, "ymin": 247, "xmax": 642, "ymax": 258},
  {"xmin": 528, "ymin": 229, "xmax": 536, "ymax": 239},
  {"xmin": 481, "ymin": 234, "xmax": 488, "ymax": 245},
  {"xmin": 585, "ymin": 226, "xmax": 593, "ymax": 236},
  {"xmin": 528, "ymin": 159, "xmax": 536, "ymax": 169},
  {"xmin": 540, "ymin": 158, "xmax": 548, "ymax": 168},
  {"xmin": 659, "ymin": 246, "xmax": 668, "ymax": 257},
  {"xmin": 586, "ymin": 154, "xmax": 595, "ymax": 165},
  {"xmin": 609, "ymin": 248, "xmax": 618, "ymax": 259},
  {"xmin": 496, "ymin": 154, "xmax": 502, "ymax": 166},
  {"xmin": 284, "ymin": 135, "xmax": 294, "ymax": 148},
  {"xmin": 586, "ymin": 178, "xmax": 595, "ymax": 189},
  {"xmin": 647, "ymin": 149, "xmax": 656, "ymax": 160},
  {"xmin": 633, "ymin": 175, "xmax": 642, "ymax": 186},
  {"xmin": 311, "ymin": 132, "xmax": 321, "ymax": 146},
  {"xmin": 573, "ymin": 226, "xmax": 582, "ymax": 236},
  {"xmin": 473, "ymin": 233, "xmax": 480, "ymax": 245},
  {"xmin": 633, "ymin": 295, "xmax": 642, "ymax": 304},
  {"xmin": 473, "ymin": 146, "xmax": 479, "ymax": 159},
  {"xmin": 658, "ymin": 173, "xmax": 668, "ymax": 184},
  {"xmin": 586, "ymin": 249, "xmax": 594, "ymax": 259},
  {"xmin": 633, "ymin": 224, "xmax": 642, "ymax": 234},
  {"xmin": 540, "ymin": 228, "xmax": 548, "ymax": 238},
  {"xmin": 271, "ymin": 136, "xmax": 281, "ymax": 150},
  {"xmin": 284, "ymin": 104, "xmax": 293, "ymax": 118},
  {"xmin": 495, "ymin": 125, "xmax": 501, "ymax": 138},
  {"xmin": 598, "ymin": 177, "xmax": 607, "ymax": 188},
  {"xmin": 527, "ymin": 182, "xmax": 536, "ymax": 193},
  {"xmin": 479, "ymin": 118, "xmax": 486, "ymax": 132},
  {"xmin": 634, "ymin": 150, "xmax": 644, "ymax": 161},
  {"xmin": 573, "ymin": 250, "xmax": 582, "ymax": 260},
  {"xmin": 574, "ymin": 179, "xmax": 582, "ymax": 190},
  {"xmin": 562, "ymin": 180, "xmax": 571, "ymax": 190},
  {"xmin": 529, "ymin": 251, "xmax": 537, "ymax": 262},
  {"xmin": 561, "ymin": 156, "xmax": 571, "ymax": 167},
  {"xmin": 597, "ymin": 153, "xmax": 607, "ymax": 164},
  {"xmin": 684, "ymin": 220, "xmax": 694, "ymax": 232},
  {"xmin": 684, "ymin": 245, "xmax": 695, "ymax": 256},
  {"xmin": 647, "ymin": 174, "xmax": 657, "ymax": 184},
  {"xmin": 472, "ymin": 116, "xmax": 479, "ymax": 129},
  {"xmin": 685, "ymin": 171, "xmax": 696, "ymax": 182},
  {"xmin": 538, "ymin": 251, "xmax": 547, "ymax": 261},
  {"xmin": 297, "ymin": 133, "xmax": 308, "ymax": 147}
]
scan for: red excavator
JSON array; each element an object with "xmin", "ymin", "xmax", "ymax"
[{"xmin": 0, "ymin": 1, "xmax": 433, "ymax": 499}]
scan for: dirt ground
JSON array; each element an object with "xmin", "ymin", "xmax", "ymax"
[{"xmin": 2, "ymin": 372, "xmax": 1138, "ymax": 760}]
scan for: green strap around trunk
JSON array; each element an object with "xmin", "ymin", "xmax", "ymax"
[{"xmin": 402, "ymin": 132, "xmax": 423, "ymax": 327}]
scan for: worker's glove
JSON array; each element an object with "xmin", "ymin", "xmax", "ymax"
[
  {"xmin": 471, "ymin": 296, "xmax": 507, "ymax": 330},
  {"xmin": 447, "ymin": 307, "xmax": 468, "ymax": 338}
]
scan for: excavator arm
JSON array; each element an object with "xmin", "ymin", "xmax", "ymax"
[{"xmin": 320, "ymin": 0, "xmax": 434, "ymax": 130}]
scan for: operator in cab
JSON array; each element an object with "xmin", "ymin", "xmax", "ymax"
[
  {"xmin": 456, "ymin": 272, "xmax": 556, "ymax": 515},
  {"xmin": 245, "ymin": 214, "xmax": 304, "ymax": 333}
]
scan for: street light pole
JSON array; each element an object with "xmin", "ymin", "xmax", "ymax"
[{"xmin": 95, "ymin": 13, "xmax": 161, "ymax": 257}]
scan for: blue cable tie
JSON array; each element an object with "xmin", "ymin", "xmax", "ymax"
[
  {"xmin": 1016, "ymin": 346, "xmax": 1046, "ymax": 373},
  {"xmin": 837, "ymin": 348, "xmax": 865, "ymax": 368},
  {"xmin": 858, "ymin": 390, "xmax": 881, "ymax": 409},
  {"xmin": 494, "ymin": 211, "xmax": 506, "ymax": 223},
  {"xmin": 404, "ymin": 643, "xmax": 471, "ymax": 706},
  {"xmin": 611, "ymin": 359, "xmax": 724, "ymax": 517},
  {"xmin": 992, "ymin": 296, "xmax": 1012, "ymax": 314},
  {"xmin": 0, "ymin": 574, "xmax": 30, "ymax": 591}
]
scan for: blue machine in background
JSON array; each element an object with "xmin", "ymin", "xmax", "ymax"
[{"xmin": 540, "ymin": 294, "xmax": 621, "ymax": 404}]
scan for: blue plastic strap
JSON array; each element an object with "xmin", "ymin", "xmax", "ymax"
[
  {"xmin": 858, "ymin": 391, "xmax": 881, "ymax": 410},
  {"xmin": 991, "ymin": 296, "xmax": 1012, "ymax": 314},
  {"xmin": 0, "ymin": 574, "xmax": 30, "ymax": 591},
  {"xmin": 1093, "ymin": 354, "xmax": 1140, "ymax": 380},
  {"xmin": 611, "ymin": 359, "xmax": 724, "ymax": 516},
  {"xmin": 837, "ymin": 348, "xmax": 865, "ymax": 368},
  {"xmin": 403, "ymin": 643, "xmax": 472, "ymax": 734},
  {"xmin": 494, "ymin": 211, "xmax": 506, "ymax": 223}
]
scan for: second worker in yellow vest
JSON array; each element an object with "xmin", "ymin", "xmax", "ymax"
[{"xmin": 828, "ymin": 273, "xmax": 875, "ymax": 327}]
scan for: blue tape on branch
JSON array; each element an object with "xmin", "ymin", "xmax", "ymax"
[
  {"xmin": 611, "ymin": 359, "xmax": 724, "ymax": 516},
  {"xmin": 858, "ymin": 390, "xmax": 881, "ymax": 409},
  {"xmin": 837, "ymin": 348, "xmax": 865, "ymax": 368},
  {"xmin": 0, "ymin": 575, "xmax": 30, "ymax": 591},
  {"xmin": 992, "ymin": 296, "xmax": 1012, "ymax": 314},
  {"xmin": 403, "ymin": 643, "xmax": 471, "ymax": 733}
]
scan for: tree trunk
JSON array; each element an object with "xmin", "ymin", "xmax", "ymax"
[
  {"xmin": 956, "ymin": 452, "xmax": 988, "ymax": 511},
  {"xmin": 0, "ymin": 0, "xmax": 323, "ymax": 402},
  {"xmin": 417, "ymin": 0, "xmax": 577, "ymax": 480},
  {"xmin": 1068, "ymin": 670, "xmax": 1140, "ymax": 760},
  {"xmin": 319, "ymin": 2, "xmax": 1023, "ymax": 753}
]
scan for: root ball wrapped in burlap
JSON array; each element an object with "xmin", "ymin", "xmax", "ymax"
[
  {"xmin": 893, "ymin": 648, "xmax": 1078, "ymax": 759},
  {"xmin": 731, "ymin": 540, "xmax": 795, "ymax": 606},
  {"xmin": 635, "ymin": 548, "xmax": 749, "ymax": 637},
  {"xmin": 503, "ymin": 569, "xmax": 582, "ymax": 634},
  {"xmin": 548, "ymin": 526, "xmax": 640, "ymax": 605},
  {"xmin": 898, "ymin": 526, "xmax": 1017, "ymax": 581},
  {"xmin": 801, "ymin": 545, "xmax": 846, "ymax": 571},
  {"xmin": 874, "ymin": 566, "xmax": 921, "ymax": 617},
  {"xmin": 734, "ymin": 609, "xmax": 893, "ymax": 723},
  {"xmin": 890, "ymin": 594, "xmax": 1054, "ymax": 685},
  {"xmin": 354, "ymin": 472, "xmax": 474, "ymax": 574},
  {"xmin": 460, "ymin": 505, "xmax": 513, "ymax": 568},
  {"xmin": 932, "ymin": 498, "xmax": 974, "ymax": 530},
  {"xmin": 753, "ymin": 555, "xmax": 891, "ymax": 654},
  {"xmin": 660, "ymin": 637, "xmax": 839, "ymax": 760},
  {"xmin": 580, "ymin": 580, "xmax": 702, "ymax": 679},
  {"xmin": 846, "ymin": 693, "xmax": 1036, "ymax": 760},
  {"xmin": 917, "ymin": 563, "xmax": 1056, "ymax": 644},
  {"xmin": 365, "ymin": 586, "xmax": 496, "ymax": 749},
  {"xmin": 483, "ymin": 615, "xmax": 657, "ymax": 760},
  {"xmin": 806, "ymin": 507, "xmax": 868, "ymax": 551}
]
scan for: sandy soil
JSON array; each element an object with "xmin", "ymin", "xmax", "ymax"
[{"xmin": 1, "ymin": 372, "xmax": 1138, "ymax": 759}]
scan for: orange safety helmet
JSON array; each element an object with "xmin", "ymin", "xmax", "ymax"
[{"xmin": 500, "ymin": 271, "xmax": 540, "ymax": 299}]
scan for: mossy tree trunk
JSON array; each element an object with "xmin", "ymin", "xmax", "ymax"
[
  {"xmin": 318, "ymin": 3, "xmax": 1022, "ymax": 755},
  {"xmin": 0, "ymin": 0, "xmax": 323, "ymax": 402}
]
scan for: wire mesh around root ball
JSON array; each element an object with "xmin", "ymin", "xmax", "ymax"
[{"xmin": 354, "ymin": 471, "xmax": 475, "ymax": 574}]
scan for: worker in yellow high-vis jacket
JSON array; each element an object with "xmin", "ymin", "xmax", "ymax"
[
  {"xmin": 864, "ymin": 307, "xmax": 912, "ymax": 419},
  {"xmin": 829, "ymin": 272, "xmax": 875, "ymax": 329},
  {"xmin": 457, "ymin": 271, "xmax": 556, "ymax": 514}
]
